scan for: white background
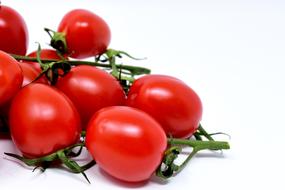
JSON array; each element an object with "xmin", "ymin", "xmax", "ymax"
[{"xmin": 1, "ymin": 0, "xmax": 285, "ymax": 189}]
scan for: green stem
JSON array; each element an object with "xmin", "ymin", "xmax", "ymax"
[
  {"xmin": 57, "ymin": 151, "xmax": 91, "ymax": 184},
  {"xmin": 197, "ymin": 124, "xmax": 215, "ymax": 141},
  {"xmin": 4, "ymin": 142, "xmax": 94, "ymax": 183},
  {"xmin": 178, "ymin": 148, "xmax": 198, "ymax": 172},
  {"xmin": 10, "ymin": 54, "xmax": 150, "ymax": 76},
  {"xmin": 157, "ymin": 138, "xmax": 230, "ymax": 179},
  {"xmin": 168, "ymin": 138, "xmax": 230, "ymax": 150},
  {"xmin": 81, "ymin": 131, "xmax": 86, "ymax": 138}
]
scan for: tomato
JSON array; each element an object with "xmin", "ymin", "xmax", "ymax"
[
  {"xmin": 9, "ymin": 83, "xmax": 81, "ymax": 158},
  {"xmin": 0, "ymin": 5, "xmax": 28, "ymax": 55},
  {"xmin": 0, "ymin": 51, "xmax": 23, "ymax": 106},
  {"xmin": 127, "ymin": 75, "xmax": 203, "ymax": 138},
  {"xmin": 57, "ymin": 9, "xmax": 111, "ymax": 58},
  {"xmin": 19, "ymin": 62, "xmax": 48, "ymax": 86},
  {"xmin": 25, "ymin": 49, "xmax": 66, "ymax": 73},
  {"xmin": 86, "ymin": 106, "xmax": 167, "ymax": 182},
  {"xmin": 55, "ymin": 65, "xmax": 125, "ymax": 128}
]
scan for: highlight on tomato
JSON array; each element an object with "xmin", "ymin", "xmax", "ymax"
[
  {"xmin": 55, "ymin": 65, "xmax": 126, "ymax": 128},
  {"xmin": 86, "ymin": 106, "xmax": 167, "ymax": 182},
  {"xmin": 9, "ymin": 83, "xmax": 81, "ymax": 158},
  {"xmin": 0, "ymin": 5, "xmax": 28, "ymax": 55},
  {"xmin": 127, "ymin": 74, "xmax": 203, "ymax": 138}
]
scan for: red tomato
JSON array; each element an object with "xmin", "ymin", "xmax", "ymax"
[
  {"xmin": 9, "ymin": 83, "xmax": 81, "ymax": 158},
  {"xmin": 0, "ymin": 5, "xmax": 28, "ymax": 55},
  {"xmin": 127, "ymin": 75, "xmax": 203, "ymax": 138},
  {"xmin": 19, "ymin": 62, "xmax": 48, "ymax": 86},
  {"xmin": 86, "ymin": 106, "xmax": 167, "ymax": 182},
  {"xmin": 25, "ymin": 49, "xmax": 66, "ymax": 73},
  {"xmin": 55, "ymin": 65, "xmax": 125, "ymax": 128},
  {"xmin": 57, "ymin": 9, "xmax": 111, "ymax": 58},
  {"xmin": 0, "ymin": 51, "xmax": 23, "ymax": 106}
]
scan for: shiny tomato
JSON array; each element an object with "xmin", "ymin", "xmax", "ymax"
[
  {"xmin": 9, "ymin": 84, "xmax": 81, "ymax": 158},
  {"xmin": 0, "ymin": 5, "xmax": 28, "ymax": 55},
  {"xmin": 19, "ymin": 62, "xmax": 48, "ymax": 86},
  {"xmin": 55, "ymin": 65, "xmax": 125, "ymax": 128},
  {"xmin": 86, "ymin": 106, "xmax": 167, "ymax": 182},
  {"xmin": 57, "ymin": 9, "xmax": 111, "ymax": 58},
  {"xmin": 25, "ymin": 49, "xmax": 66, "ymax": 73},
  {"xmin": 0, "ymin": 51, "xmax": 23, "ymax": 106},
  {"xmin": 127, "ymin": 75, "xmax": 203, "ymax": 138}
]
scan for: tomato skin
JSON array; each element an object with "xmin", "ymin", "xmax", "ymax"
[
  {"xmin": 25, "ymin": 49, "xmax": 65, "ymax": 73},
  {"xmin": 9, "ymin": 84, "xmax": 81, "ymax": 158},
  {"xmin": 58, "ymin": 9, "xmax": 111, "ymax": 59},
  {"xmin": 86, "ymin": 106, "xmax": 167, "ymax": 182},
  {"xmin": 55, "ymin": 65, "xmax": 125, "ymax": 128},
  {"xmin": 0, "ymin": 51, "xmax": 23, "ymax": 106},
  {"xmin": 0, "ymin": 6, "xmax": 28, "ymax": 55},
  {"xmin": 127, "ymin": 75, "xmax": 203, "ymax": 138},
  {"xmin": 19, "ymin": 62, "xmax": 48, "ymax": 86}
]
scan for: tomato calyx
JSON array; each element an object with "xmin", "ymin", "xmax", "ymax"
[
  {"xmin": 4, "ymin": 143, "xmax": 95, "ymax": 183},
  {"xmin": 45, "ymin": 28, "xmax": 68, "ymax": 54},
  {"xmin": 156, "ymin": 146, "xmax": 181, "ymax": 178},
  {"xmin": 156, "ymin": 125, "xmax": 230, "ymax": 179},
  {"xmin": 103, "ymin": 49, "xmax": 147, "ymax": 92}
]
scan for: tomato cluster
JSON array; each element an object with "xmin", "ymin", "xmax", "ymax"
[{"xmin": 0, "ymin": 5, "xmax": 229, "ymax": 184}]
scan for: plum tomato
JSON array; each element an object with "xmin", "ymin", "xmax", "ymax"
[
  {"xmin": 55, "ymin": 65, "xmax": 125, "ymax": 128},
  {"xmin": 0, "ymin": 50, "xmax": 23, "ymax": 106},
  {"xmin": 57, "ymin": 9, "xmax": 111, "ymax": 58},
  {"xmin": 9, "ymin": 83, "xmax": 81, "ymax": 158},
  {"xmin": 127, "ymin": 74, "xmax": 203, "ymax": 138},
  {"xmin": 0, "ymin": 5, "xmax": 28, "ymax": 55},
  {"xmin": 86, "ymin": 106, "xmax": 167, "ymax": 182}
]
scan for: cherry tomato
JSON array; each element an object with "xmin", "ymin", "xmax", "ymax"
[
  {"xmin": 57, "ymin": 9, "xmax": 111, "ymax": 58},
  {"xmin": 25, "ymin": 49, "xmax": 66, "ymax": 73},
  {"xmin": 9, "ymin": 83, "xmax": 81, "ymax": 158},
  {"xmin": 0, "ymin": 5, "xmax": 28, "ymax": 55},
  {"xmin": 127, "ymin": 75, "xmax": 203, "ymax": 138},
  {"xmin": 0, "ymin": 50, "xmax": 23, "ymax": 106},
  {"xmin": 86, "ymin": 106, "xmax": 167, "ymax": 182},
  {"xmin": 19, "ymin": 62, "xmax": 48, "ymax": 86},
  {"xmin": 55, "ymin": 65, "xmax": 125, "ymax": 128}
]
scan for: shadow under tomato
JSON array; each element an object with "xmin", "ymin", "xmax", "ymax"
[
  {"xmin": 0, "ymin": 132, "xmax": 11, "ymax": 139},
  {"xmin": 149, "ymin": 174, "xmax": 169, "ymax": 185},
  {"xmin": 98, "ymin": 168, "xmax": 149, "ymax": 188}
]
